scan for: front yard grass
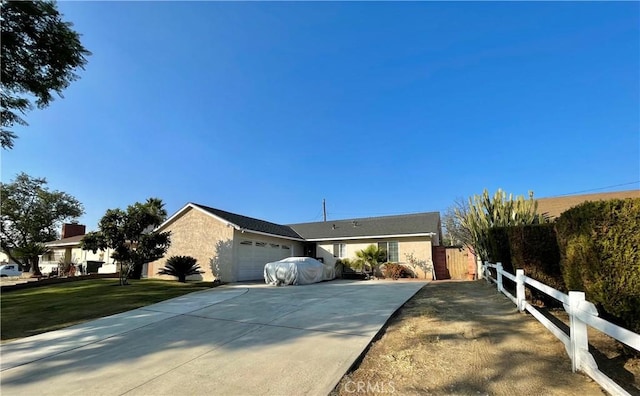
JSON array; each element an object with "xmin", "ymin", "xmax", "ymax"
[{"xmin": 1, "ymin": 279, "xmax": 218, "ymax": 342}]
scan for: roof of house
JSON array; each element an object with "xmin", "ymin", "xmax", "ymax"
[
  {"xmin": 44, "ymin": 234, "xmax": 85, "ymax": 247},
  {"xmin": 158, "ymin": 203, "xmax": 440, "ymax": 242},
  {"xmin": 288, "ymin": 212, "xmax": 441, "ymax": 241},
  {"xmin": 537, "ymin": 189, "xmax": 640, "ymax": 218},
  {"xmin": 190, "ymin": 203, "xmax": 304, "ymax": 240}
]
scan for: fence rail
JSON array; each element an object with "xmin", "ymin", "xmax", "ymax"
[{"xmin": 480, "ymin": 261, "xmax": 639, "ymax": 396}]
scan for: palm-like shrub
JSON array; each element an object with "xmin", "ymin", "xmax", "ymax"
[
  {"xmin": 355, "ymin": 245, "xmax": 387, "ymax": 275},
  {"xmin": 14, "ymin": 242, "xmax": 49, "ymax": 275},
  {"xmin": 157, "ymin": 255, "xmax": 203, "ymax": 282}
]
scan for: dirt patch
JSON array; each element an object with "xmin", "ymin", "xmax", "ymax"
[
  {"xmin": 332, "ymin": 281, "xmax": 624, "ymax": 396},
  {"xmin": 542, "ymin": 307, "xmax": 640, "ymax": 395}
]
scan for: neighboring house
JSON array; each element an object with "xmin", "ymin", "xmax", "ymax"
[
  {"xmin": 0, "ymin": 224, "xmax": 115, "ymax": 274},
  {"xmin": 0, "ymin": 252, "xmax": 19, "ymax": 266},
  {"xmin": 148, "ymin": 203, "xmax": 441, "ymax": 282},
  {"xmin": 42, "ymin": 224, "xmax": 116, "ymax": 275},
  {"xmin": 537, "ymin": 189, "xmax": 640, "ymax": 219}
]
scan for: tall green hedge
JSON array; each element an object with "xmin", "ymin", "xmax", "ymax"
[
  {"xmin": 487, "ymin": 227, "xmax": 512, "ymax": 272},
  {"xmin": 555, "ymin": 198, "xmax": 640, "ymax": 333},
  {"xmin": 509, "ymin": 224, "xmax": 563, "ymax": 291},
  {"xmin": 488, "ymin": 224, "xmax": 563, "ymax": 304}
]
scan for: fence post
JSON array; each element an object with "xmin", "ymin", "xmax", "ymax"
[
  {"xmin": 496, "ymin": 262, "xmax": 503, "ymax": 293},
  {"xmin": 483, "ymin": 261, "xmax": 490, "ymax": 284},
  {"xmin": 516, "ymin": 269, "xmax": 525, "ymax": 312},
  {"xmin": 569, "ymin": 291, "xmax": 589, "ymax": 373},
  {"xmin": 476, "ymin": 257, "xmax": 483, "ymax": 280}
]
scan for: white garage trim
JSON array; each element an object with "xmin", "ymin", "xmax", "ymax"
[
  {"xmin": 238, "ymin": 228, "xmax": 306, "ymax": 242},
  {"xmin": 236, "ymin": 238, "xmax": 294, "ymax": 281}
]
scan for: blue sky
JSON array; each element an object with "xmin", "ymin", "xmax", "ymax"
[{"xmin": 2, "ymin": 1, "xmax": 639, "ymax": 231}]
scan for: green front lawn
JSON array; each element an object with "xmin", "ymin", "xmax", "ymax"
[{"xmin": 1, "ymin": 279, "xmax": 218, "ymax": 342}]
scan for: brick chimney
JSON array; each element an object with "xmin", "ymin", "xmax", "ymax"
[{"xmin": 62, "ymin": 223, "xmax": 86, "ymax": 239}]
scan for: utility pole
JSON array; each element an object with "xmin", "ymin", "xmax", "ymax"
[{"xmin": 323, "ymin": 199, "xmax": 327, "ymax": 222}]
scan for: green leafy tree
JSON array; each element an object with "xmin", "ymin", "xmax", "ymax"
[
  {"xmin": 446, "ymin": 188, "xmax": 547, "ymax": 261},
  {"xmin": 1, "ymin": 0, "xmax": 91, "ymax": 149},
  {"xmin": 0, "ymin": 172, "xmax": 84, "ymax": 275},
  {"xmin": 355, "ymin": 244, "xmax": 387, "ymax": 276},
  {"xmin": 158, "ymin": 256, "xmax": 203, "ymax": 283},
  {"xmin": 81, "ymin": 198, "xmax": 171, "ymax": 285}
]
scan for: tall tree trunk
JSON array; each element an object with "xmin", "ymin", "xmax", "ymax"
[
  {"xmin": 118, "ymin": 262, "xmax": 130, "ymax": 286},
  {"xmin": 30, "ymin": 256, "xmax": 42, "ymax": 277},
  {"xmin": 119, "ymin": 268, "xmax": 127, "ymax": 286}
]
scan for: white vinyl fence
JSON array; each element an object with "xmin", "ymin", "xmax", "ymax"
[{"xmin": 480, "ymin": 261, "xmax": 640, "ymax": 396}]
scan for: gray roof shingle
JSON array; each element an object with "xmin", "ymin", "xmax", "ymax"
[
  {"xmin": 45, "ymin": 234, "xmax": 85, "ymax": 247},
  {"xmin": 288, "ymin": 212, "xmax": 441, "ymax": 240},
  {"xmin": 192, "ymin": 203, "xmax": 304, "ymax": 239}
]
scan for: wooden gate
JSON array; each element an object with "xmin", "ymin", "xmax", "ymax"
[
  {"xmin": 445, "ymin": 247, "xmax": 469, "ymax": 279},
  {"xmin": 433, "ymin": 246, "xmax": 474, "ymax": 280}
]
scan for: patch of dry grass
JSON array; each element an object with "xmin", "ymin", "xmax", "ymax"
[{"xmin": 332, "ymin": 281, "xmax": 611, "ymax": 396}]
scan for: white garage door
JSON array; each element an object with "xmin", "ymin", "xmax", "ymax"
[{"xmin": 237, "ymin": 240, "xmax": 292, "ymax": 281}]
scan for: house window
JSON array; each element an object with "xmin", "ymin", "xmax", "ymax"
[
  {"xmin": 282, "ymin": 245, "xmax": 290, "ymax": 250},
  {"xmin": 255, "ymin": 242, "xmax": 267, "ymax": 247},
  {"xmin": 333, "ymin": 243, "xmax": 346, "ymax": 258},
  {"xmin": 240, "ymin": 240, "xmax": 253, "ymax": 246},
  {"xmin": 270, "ymin": 243, "xmax": 279, "ymax": 248},
  {"xmin": 377, "ymin": 241, "xmax": 399, "ymax": 262}
]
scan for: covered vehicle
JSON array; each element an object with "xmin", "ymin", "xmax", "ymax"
[{"xmin": 264, "ymin": 257, "xmax": 335, "ymax": 286}]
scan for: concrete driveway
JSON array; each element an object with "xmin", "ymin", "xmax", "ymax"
[{"xmin": 0, "ymin": 279, "xmax": 426, "ymax": 395}]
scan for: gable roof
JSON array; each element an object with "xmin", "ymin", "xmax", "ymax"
[
  {"xmin": 191, "ymin": 203, "xmax": 304, "ymax": 240},
  {"xmin": 159, "ymin": 203, "xmax": 440, "ymax": 242},
  {"xmin": 288, "ymin": 212, "xmax": 440, "ymax": 241},
  {"xmin": 44, "ymin": 234, "xmax": 85, "ymax": 247},
  {"xmin": 537, "ymin": 190, "xmax": 640, "ymax": 218},
  {"xmin": 157, "ymin": 203, "xmax": 305, "ymax": 241}
]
